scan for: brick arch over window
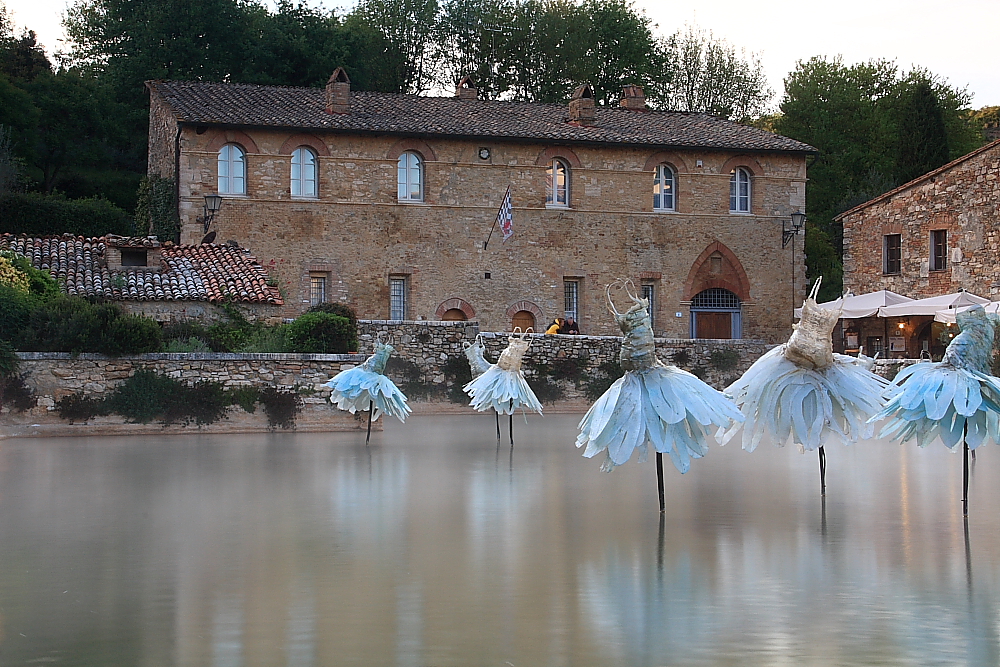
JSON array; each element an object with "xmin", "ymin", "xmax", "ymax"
[
  {"xmin": 683, "ymin": 241, "xmax": 751, "ymax": 302},
  {"xmin": 534, "ymin": 146, "xmax": 582, "ymax": 169},
  {"xmin": 720, "ymin": 155, "xmax": 764, "ymax": 177},
  {"xmin": 435, "ymin": 297, "xmax": 476, "ymax": 320},
  {"xmin": 279, "ymin": 133, "xmax": 330, "ymax": 156},
  {"xmin": 206, "ymin": 130, "xmax": 259, "ymax": 154},
  {"xmin": 643, "ymin": 151, "xmax": 688, "ymax": 173},
  {"xmin": 505, "ymin": 300, "xmax": 543, "ymax": 330},
  {"xmin": 387, "ymin": 138, "xmax": 437, "ymax": 162}
]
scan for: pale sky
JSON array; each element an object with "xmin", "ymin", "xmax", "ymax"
[{"xmin": 5, "ymin": 0, "xmax": 998, "ymax": 107}]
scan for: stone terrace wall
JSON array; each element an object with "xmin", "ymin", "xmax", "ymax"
[
  {"xmin": 4, "ymin": 352, "xmax": 370, "ymax": 436},
  {"xmin": 358, "ymin": 320, "xmax": 772, "ymax": 402}
]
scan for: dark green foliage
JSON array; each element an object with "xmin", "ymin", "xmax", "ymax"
[
  {"xmin": 549, "ymin": 355, "xmax": 589, "ymax": 384},
  {"xmin": 229, "ymin": 385, "xmax": 259, "ymax": 413},
  {"xmin": 582, "ymin": 360, "xmax": 622, "ymax": 401},
  {"xmin": 385, "ymin": 356, "xmax": 438, "ymax": 399},
  {"xmin": 671, "ymin": 349, "xmax": 691, "ymax": 366},
  {"xmin": 895, "ymin": 81, "xmax": 950, "ymax": 184},
  {"xmin": 0, "ymin": 191, "xmax": 133, "ymax": 236},
  {"xmin": 307, "ymin": 301, "xmax": 358, "ymax": 329},
  {"xmin": 286, "ymin": 312, "xmax": 356, "ymax": 353},
  {"xmin": 134, "ymin": 175, "xmax": 178, "ymax": 241},
  {"xmin": 55, "ymin": 391, "xmax": 107, "ymax": 422},
  {"xmin": 709, "ymin": 349, "xmax": 740, "ymax": 372},
  {"xmin": 523, "ymin": 361, "xmax": 564, "ymax": 404},
  {"xmin": 0, "ymin": 373, "xmax": 36, "ymax": 411},
  {"xmin": 23, "ymin": 295, "xmax": 121, "ymax": 355},
  {"xmin": 0, "ymin": 283, "xmax": 34, "ymax": 346},
  {"xmin": 258, "ymin": 386, "xmax": 303, "ymax": 430},
  {"xmin": 103, "ymin": 368, "xmax": 178, "ymax": 423},
  {"xmin": 690, "ymin": 366, "xmax": 708, "ymax": 380},
  {"xmin": 441, "ymin": 354, "xmax": 472, "ymax": 403},
  {"xmin": 101, "ymin": 314, "xmax": 163, "ymax": 355},
  {"xmin": 0, "ymin": 338, "xmax": 17, "ymax": 377},
  {"xmin": 162, "ymin": 378, "xmax": 230, "ymax": 425}
]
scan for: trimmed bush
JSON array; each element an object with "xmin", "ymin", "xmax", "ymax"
[
  {"xmin": 259, "ymin": 386, "xmax": 302, "ymax": 430},
  {"xmin": 0, "ymin": 191, "xmax": 133, "ymax": 237},
  {"xmin": 286, "ymin": 312, "xmax": 355, "ymax": 353},
  {"xmin": 23, "ymin": 295, "xmax": 121, "ymax": 355},
  {"xmin": 307, "ymin": 302, "xmax": 358, "ymax": 328},
  {"xmin": 101, "ymin": 314, "xmax": 163, "ymax": 356}
]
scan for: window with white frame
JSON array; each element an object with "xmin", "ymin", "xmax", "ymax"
[
  {"xmin": 930, "ymin": 230, "xmax": 947, "ymax": 271},
  {"xmin": 309, "ymin": 273, "xmax": 327, "ymax": 306},
  {"xmin": 291, "ymin": 147, "xmax": 317, "ymax": 197},
  {"xmin": 218, "ymin": 144, "xmax": 246, "ymax": 195},
  {"xmin": 389, "ymin": 277, "xmax": 407, "ymax": 320},
  {"xmin": 642, "ymin": 283, "xmax": 655, "ymax": 330},
  {"xmin": 563, "ymin": 279, "xmax": 579, "ymax": 320},
  {"xmin": 653, "ymin": 164, "xmax": 675, "ymax": 211},
  {"xmin": 883, "ymin": 234, "xmax": 901, "ymax": 274},
  {"xmin": 546, "ymin": 158, "xmax": 569, "ymax": 207},
  {"xmin": 729, "ymin": 167, "xmax": 751, "ymax": 213},
  {"xmin": 397, "ymin": 151, "xmax": 423, "ymax": 201}
]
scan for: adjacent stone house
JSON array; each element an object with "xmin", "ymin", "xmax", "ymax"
[
  {"xmin": 0, "ymin": 233, "xmax": 283, "ymax": 322},
  {"xmin": 839, "ymin": 138, "xmax": 1000, "ymax": 357},
  {"xmin": 146, "ymin": 72, "xmax": 814, "ymax": 342}
]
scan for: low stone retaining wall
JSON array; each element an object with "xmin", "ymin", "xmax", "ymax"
[
  {"xmin": 3, "ymin": 322, "xmax": 774, "ymax": 437},
  {"xmin": 3, "ymin": 352, "xmax": 371, "ymax": 437}
]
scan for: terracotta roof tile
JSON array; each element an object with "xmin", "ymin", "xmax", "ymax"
[
  {"xmin": 148, "ymin": 80, "xmax": 816, "ymax": 154},
  {"xmin": 1, "ymin": 233, "xmax": 284, "ymax": 306}
]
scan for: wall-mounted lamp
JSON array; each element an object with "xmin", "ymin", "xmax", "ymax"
[
  {"xmin": 782, "ymin": 211, "xmax": 806, "ymax": 248},
  {"xmin": 898, "ymin": 322, "xmax": 906, "ymax": 330},
  {"xmin": 198, "ymin": 194, "xmax": 224, "ymax": 233}
]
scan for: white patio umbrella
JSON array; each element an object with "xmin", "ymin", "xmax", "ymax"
[
  {"xmin": 934, "ymin": 301, "xmax": 1000, "ymax": 323},
  {"xmin": 877, "ymin": 290, "xmax": 990, "ymax": 317},
  {"xmin": 794, "ymin": 289, "xmax": 914, "ymax": 320}
]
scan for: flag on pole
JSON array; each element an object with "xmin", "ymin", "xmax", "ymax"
[{"xmin": 497, "ymin": 186, "xmax": 513, "ymax": 241}]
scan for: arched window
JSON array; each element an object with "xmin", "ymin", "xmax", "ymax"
[
  {"xmin": 218, "ymin": 144, "xmax": 246, "ymax": 195},
  {"xmin": 690, "ymin": 288, "xmax": 742, "ymax": 339},
  {"xmin": 653, "ymin": 164, "xmax": 675, "ymax": 211},
  {"xmin": 729, "ymin": 167, "xmax": 751, "ymax": 213},
  {"xmin": 291, "ymin": 147, "xmax": 317, "ymax": 197},
  {"xmin": 441, "ymin": 308, "xmax": 468, "ymax": 321},
  {"xmin": 546, "ymin": 159, "xmax": 569, "ymax": 207},
  {"xmin": 397, "ymin": 151, "xmax": 423, "ymax": 201}
]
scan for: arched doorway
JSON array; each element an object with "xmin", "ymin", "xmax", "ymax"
[
  {"xmin": 511, "ymin": 310, "xmax": 536, "ymax": 332},
  {"xmin": 691, "ymin": 288, "xmax": 742, "ymax": 339},
  {"xmin": 916, "ymin": 320, "xmax": 953, "ymax": 360},
  {"xmin": 441, "ymin": 308, "xmax": 468, "ymax": 321}
]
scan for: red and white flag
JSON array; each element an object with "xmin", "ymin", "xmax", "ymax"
[{"xmin": 497, "ymin": 186, "xmax": 513, "ymax": 241}]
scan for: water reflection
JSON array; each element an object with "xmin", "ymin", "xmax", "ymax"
[{"xmin": 1, "ymin": 416, "xmax": 999, "ymax": 665}]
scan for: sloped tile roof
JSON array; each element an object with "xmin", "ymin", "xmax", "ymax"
[
  {"xmin": 1, "ymin": 234, "xmax": 284, "ymax": 305},
  {"xmin": 148, "ymin": 80, "xmax": 816, "ymax": 154}
]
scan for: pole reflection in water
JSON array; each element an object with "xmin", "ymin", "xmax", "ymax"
[{"xmin": 1, "ymin": 415, "xmax": 1000, "ymax": 666}]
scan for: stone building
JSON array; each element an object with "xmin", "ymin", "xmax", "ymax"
[
  {"xmin": 839, "ymin": 138, "xmax": 1000, "ymax": 357},
  {"xmin": 1, "ymin": 233, "xmax": 283, "ymax": 322},
  {"xmin": 146, "ymin": 72, "xmax": 813, "ymax": 342}
]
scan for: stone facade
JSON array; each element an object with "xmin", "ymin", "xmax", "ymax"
[
  {"xmin": 148, "ymin": 80, "xmax": 811, "ymax": 344},
  {"xmin": 841, "ymin": 139, "xmax": 1000, "ymax": 298}
]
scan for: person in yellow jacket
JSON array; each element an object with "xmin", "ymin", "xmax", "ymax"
[{"xmin": 545, "ymin": 318, "xmax": 564, "ymax": 334}]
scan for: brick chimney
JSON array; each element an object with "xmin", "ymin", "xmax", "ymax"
[
  {"xmin": 568, "ymin": 84, "xmax": 595, "ymax": 126},
  {"xmin": 619, "ymin": 85, "xmax": 646, "ymax": 110},
  {"xmin": 325, "ymin": 67, "xmax": 351, "ymax": 114},
  {"xmin": 455, "ymin": 76, "xmax": 478, "ymax": 100}
]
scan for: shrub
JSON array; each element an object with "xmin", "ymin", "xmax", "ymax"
[
  {"xmin": 0, "ymin": 191, "xmax": 133, "ymax": 237},
  {"xmin": 286, "ymin": 312, "xmax": 355, "ymax": 353},
  {"xmin": 23, "ymin": 296, "xmax": 121, "ymax": 355},
  {"xmin": 163, "ymin": 380, "xmax": 230, "ymax": 425},
  {"xmin": 441, "ymin": 355, "xmax": 473, "ymax": 404},
  {"xmin": 258, "ymin": 386, "xmax": 302, "ymax": 429},
  {"xmin": 307, "ymin": 302, "xmax": 358, "ymax": 329},
  {"xmin": 549, "ymin": 355, "xmax": 589, "ymax": 384},
  {"xmin": 386, "ymin": 356, "xmax": 438, "ymax": 399},
  {"xmin": 583, "ymin": 360, "xmax": 623, "ymax": 401},
  {"xmin": 710, "ymin": 349, "xmax": 740, "ymax": 372},
  {"xmin": 100, "ymin": 314, "xmax": 163, "ymax": 355},
  {"xmin": 671, "ymin": 349, "xmax": 691, "ymax": 366},
  {"xmin": 55, "ymin": 392, "xmax": 107, "ymax": 422},
  {"xmin": 237, "ymin": 324, "xmax": 290, "ymax": 353},
  {"xmin": 0, "ymin": 373, "xmax": 36, "ymax": 412},
  {"xmin": 104, "ymin": 369, "xmax": 178, "ymax": 423},
  {"xmin": 162, "ymin": 337, "xmax": 212, "ymax": 353}
]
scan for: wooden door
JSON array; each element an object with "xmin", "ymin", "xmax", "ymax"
[
  {"xmin": 695, "ymin": 312, "xmax": 732, "ymax": 339},
  {"xmin": 511, "ymin": 310, "xmax": 535, "ymax": 332}
]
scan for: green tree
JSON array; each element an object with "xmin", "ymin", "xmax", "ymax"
[
  {"xmin": 665, "ymin": 25, "xmax": 771, "ymax": 122},
  {"xmin": 346, "ymin": 0, "xmax": 439, "ymax": 94},
  {"xmin": 894, "ymin": 80, "xmax": 949, "ymax": 184}
]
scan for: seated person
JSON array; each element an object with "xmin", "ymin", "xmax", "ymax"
[{"xmin": 562, "ymin": 317, "xmax": 579, "ymax": 334}]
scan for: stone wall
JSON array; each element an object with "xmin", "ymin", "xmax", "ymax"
[
  {"xmin": 161, "ymin": 109, "xmax": 807, "ymax": 343},
  {"xmin": 842, "ymin": 140, "xmax": 1000, "ymax": 299},
  {"xmin": 358, "ymin": 320, "xmax": 772, "ymax": 402},
  {"xmin": 4, "ymin": 352, "xmax": 370, "ymax": 436}
]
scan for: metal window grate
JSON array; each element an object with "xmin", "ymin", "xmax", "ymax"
[
  {"xmin": 309, "ymin": 275, "xmax": 326, "ymax": 306},
  {"xmin": 563, "ymin": 280, "xmax": 579, "ymax": 320},
  {"xmin": 390, "ymin": 277, "xmax": 407, "ymax": 320},
  {"xmin": 691, "ymin": 288, "xmax": 740, "ymax": 309},
  {"xmin": 642, "ymin": 284, "xmax": 655, "ymax": 330}
]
